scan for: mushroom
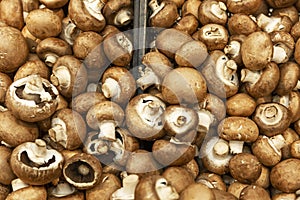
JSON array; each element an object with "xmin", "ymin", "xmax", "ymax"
[
  {"xmin": 272, "ymin": 193, "xmax": 296, "ymax": 200},
  {"xmin": 134, "ymin": 174, "xmax": 179, "ymax": 200},
  {"xmin": 291, "ymin": 21, "xmax": 300, "ymax": 41},
  {"xmin": 196, "ymin": 173, "xmax": 227, "ymax": 191},
  {"xmin": 68, "ymin": 0, "xmax": 106, "ymax": 32},
  {"xmin": 148, "ymin": 0, "xmax": 179, "ymax": 28},
  {"xmin": 173, "ymin": 14, "xmax": 199, "ymax": 35},
  {"xmin": 255, "ymin": 166, "xmax": 270, "ymax": 189},
  {"xmin": 14, "ymin": 60, "xmax": 50, "ymax": 81},
  {"xmin": 272, "ymin": 6, "xmax": 299, "ymax": 25},
  {"xmin": 270, "ymin": 31, "xmax": 295, "ymax": 64},
  {"xmin": 39, "ymin": 0, "xmax": 69, "ymax": 9},
  {"xmin": 252, "ymin": 102, "xmax": 292, "ymax": 137},
  {"xmin": 71, "ymin": 92, "xmax": 107, "ymax": 114},
  {"xmin": 85, "ymin": 173, "xmax": 121, "ymax": 200},
  {"xmin": 155, "ymin": 28, "xmax": 193, "ymax": 59},
  {"xmin": 152, "ymin": 138, "xmax": 197, "ymax": 166},
  {"xmin": 101, "ymin": 66, "xmax": 136, "ymax": 105},
  {"xmin": 21, "ymin": 25, "xmax": 41, "ymax": 53},
  {"xmin": 252, "ymin": 135, "xmax": 286, "ymax": 166},
  {"xmin": 195, "ymin": 23, "xmax": 229, "ymax": 51},
  {"xmin": 25, "ymin": 8, "xmax": 62, "ymax": 40},
  {"xmin": 198, "ymin": 0, "xmax": 227, "ymax": 25},
  {"xmin": 0, "ymin": 183, "xmax": 9, "ymax": 200},
  {"xmin": 48, "ymin": 108, "xmax": 87, "ymax": 150},
  {"xmin": 290, "ymin": 140, "xmax": 300, "ymax": 159},
  {"xmin": 227, "ymin": 181, "xmax": 249, "ymax": 199},
  {"xmin": 226, "ymin": 93, "xmax": 256, "ymax": 117},
  {"xmin": 180, "ymin": 183, "xmax": 215, "ymax": 200},
  {"xmin": 227, "ymin": 14, "xmax": 258, "ymax": 36},
  {"xmin": 21, "ymin": 0, "xmax": 39, "ymax": 21},
  {"xmin": 224, "ymin": 35, "xmax": 246, "ymax": 66},
  {"xmin": 239, "ymin": 185, "xmax": 271, "ymax": 200},
  {"xmin": 182, "ymin": 159, "xmax": 200, "ymax": 179},
  {"xmin": 240, "ymin": 62, "xmax": 280, "ymax": 98},
  {"xmin": 0, "ymin": 0, "xmax": 24, "ymax": 30},
  {"xmin": 63, "ymin": 153, "xmax": 102, "ymax": 190},
  {"xmin": 270, "ymin": 158, "xmax": 300, "ymax": 193},
  {"xmin": 201, "ymin": 50, "xmax": 239, "ymax": 98},
  {"xmin": 281, "ymin": 128, "xmax": 299, "ymax": 159},
  {"xmin": 211, "ymin": 188, "xmax": 238, "ymax": 200},
  {"xmin": 0, "ymin": 72, "xmax": 12, "ymax": 103},
  {"xmin": 103, "ymin": 31, "xmax": 133, "ymax": 67},
  {"xmin": 181, "ymin": 0, "xmax": 201, "ymax": 20},
  {"xmin": 5, "ymin": 74, "xmax": 59, "ymax": 122},
  {"xmin": 111, "ymin": 173, "xmax": 139, "ymax": 200},
  {"xmin": 103, "ymin": 0, "xmax": 133, "ymax": 27},
  {"xmin": 265, "ymin": 0, "xmax": 297, "ymax": 8},
  {"xmin": 50, "ymin": 55, "xmax": 88, "ymax": 98},
  {"xmin": 47, "ymin": 181, "xmax": 79, "ymax": 199},
  {"xmin": 161, "ymin": 67, "xmax": 207, "ymax": 104},
  {"xmin": 162, "ymin": 166, "xmax": 195, "ymax": 194},
  {"xmin": 59, "ymin": 17, "xmax": 82, "ymax": 46},
  {"xmin": 226, "ymin": 0, "xmax": 262, "ymax": 14},
  {"xmin": 0, "ymin": 146, "xmax": 16, "ymax": 185},
  {"xmin": 0, "ymin": 26, "xmax": 29, "ymax": 73},
  {"xmin": 229, "ymin": 153, "xmax": 262, "ymax": 184},
  {"xmin": 0, "ymin": 107, "xmax": 39, "ymax": 147},
  {"xmin": 255, "ymin": 14, "xmax": 293, "ymax": 33},
  {"xmin": 241, "ymin": 31, "xmax": 273, "ymax": 71},
  {"xmin": 201, "ymin": 137, "xmax": 233, "ymax": 175},
  {"xmin": 125, "ymin": 94, "xmax": 166, "ymax": 141},
  {"xmin": 36, "ymin": 37, "xmax": 72, "ymax": 67},
  {"xmin": 295, "ymin": 38, "xmax": 300, "ymax": 65},
  {"xmin": 174, "ymin": 40, "xmax": 208, "ymax": 68},
  {"xmin": 162, "ymin": 0, "xmax": 185, "ymax": 7},
  {"xmin": 86, "ymin": 101, "xmax": 124, "ymax": 141},
  {"xmin": 10, "ymin": 139, "xmax": 64, "ymax": 185}
]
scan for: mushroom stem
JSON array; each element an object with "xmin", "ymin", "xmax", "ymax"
[
  {"xmin": 111, "ymin": 174, "xmax": 139, "ymax": 200},
  {"xmin": 78, "ymin": 164, "xmax": 90, "ymax": 176},
  {"xmin": 149, "ymin": 0, "xmax": 166, "ymax": 19},
  {"xmin": 269, "ymin": 134, "xmax": 286, "ymax": 152},
  {"xmin": 11, "ymin": 179, "xmax": 29, "ymax": 192},
  {"xmin": 256, "ymin": 14, "xmax": 282, "ymax": 33},
  {"xmin": 49, "ymin": 182, "xmax": 76, "ymax": 197},
  {"xmin": 98, "ymin": 121, "xmax": 116, "ymax": 141},
  {"xmin": 240, "ymin": 69, "xmax": 261, "ymax": 84},
  {"xmin": 136, "ymin": 67, "xmax": 160, "ymax": 90},
  {"xmin": 50, "ymin": 66, "xmax": 71, "ymax": 89},
  {"xmin": 211, "ymin": 2, "xmax": 227, "ymax": 18},
  {"xmin": 224, "ymin": 60, "xmax": 237, "ymax": 80},
  {"xmin": 102, "ymin": 78, "xmax": 121, "ymax": 100},
  {"xmin": 174, "ymin": 116, "xmax": 187, "ymax": 127},
  {"xmin": 48, "ymin": 118, "xmax": 67, "ymax": 148},
  {"xmin": 83, "ymin": 0, "xmax": 105, "ymax": 22},
  {"xmin": 27, "ymin": 139, "xmax": 48, "ymax": 165},
  {"xmin": 45, "ymin": 54, "xmax": 58, "ymax": 67},
  {"xmin": 272, "ymin": 95, "xmax": 289, "ymax": 108},
  {"xmin": 271, "ymin": 44, "xmax": 288, "ymax": 64},
  {"xmin": 23, "ymin": 75, "xmax": 52, "ymax": 102},
  {"xmin": 196, "ymin": 110, "xmax": 215, "ymax": 132},
  {"xmin": 224, "ymin": 41, "xmax": 241, "ymax": 59},
  {"xmin": 114, "ymin": 8, "xmax": 133, "ymax": 26},
  {"xmin": 229, "ymin": 140, "xmax": 244, "ymax": 154},
  {"xmin": 213, "ymin": 139, "xmax": 230, "ymax": 157}
]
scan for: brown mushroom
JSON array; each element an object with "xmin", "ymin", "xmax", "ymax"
[
  {"xmin": 59, "ymin": 16, "xmax": 82, "ymax": 46},
  {"xmin": 180, "ymin": 183, "xmax": 216, "ymax": 200},
  {"xmin": 227, "ymin": 14, "xmax": 258, "ymax": 36},
  {"xmin": 254, "ymin": 166, "xmax": 270, "ymax": 189},
  {"xmin": 173, "ymin": 14, "xmax": 199, "ymax": 35},
  {"xmin": 181, "ymin": 0, "xmax": 201, "ymax": 20},
  {"xmin": 71, "ymin": 92, "xmax": 107, "ymax": 114},
  {"xmin": 270, "ymin": 31, "xmax": 295, "ymax": 64},
  {"xmin": 40, "ymin": 0, "xmax": 69, "ymax": 9},
  {"xmin": 0, "ymin": 146, "xmax": 16, "ymax": 185},
  {"xmin": 198, "ymin": 0, "xmax": 227, "ymax": 25},
  {"xmin": 281, "ymin": 128, "xmax": 299, "ymax": 159},
  {"xmin": 196, "ymin": 173, "xmax": 227, "ymax": 191},
  {"xmin": 265, "ymin": 0, "xmax": 297, "ymax": 8},
  {"xmin": 227, "ymin": 181, "xmax": 249, "ymax": 199},
  {"xmin": 255, "ymin": 14, "xmax": 293, "ymax": 33},
  {"xmin": 295, "ymin": 38, "xmax": 300, "ymax": 65},
  {"xmin": 291, "ymin": 21, "xmax": 300, "ymax": 41},
  {"xmin": 182, "ymin": 159, "xmax": 199, "ymax": 179},
  {"xmin": 21, "ymin": 0, "xmax": 39, "ymax": 20},
  {"xmin": 290, "ymin": 140, "xmax": 300, "ymax": 159},
  {"xmin": 239, "ymin": 185, "xmax": 271, "ymax": 200},
  {"xmin": 226, "ymin": 0, "xmax": 262, "ymax": 14},
  {"xmin": 10, "ymin": 139, "xmax": 64, "ymax": 185},
  {"xmin": 0, "ymin": 73, "xmax": 12, "ymax": 103},
  {"xmin": 110, "ymin": 173, "xmax": 139, "ymax": 200},
  {"xmin": 0, "ymin": 0, "xmax": 24, "ymax": 30},
  {"xmin": 226, "ymin": 93, "xmax": 256, "ymax": 117},
  {"xmin": 212, "ymin": 188, "xmax": 238, "ymax": 200},
  {"xmin": 0, "ymin": 183, "xmax": 9, "ymax": 200},
  {"xmin": 14, "ymin": 60, "xmax": 50, "ymax": 81},
  {"xmin": 103, "ymin": 0, "xmax": 133, "ymax": 27},
  {"xmin": 229, "ymin": 153, "xmax": 262, "ymax": 184}
]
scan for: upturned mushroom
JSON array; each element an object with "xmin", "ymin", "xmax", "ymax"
[
  {"xmin": 10, "ymin": 139, "xmax": 64, "ymax": 185},
  {"xmin": 198, "ymin": 0, "xmax": 227, "ymax": 25},
  {"xmin": 50, "ymin": 55, "xmax": 88, "ymax": 98},
  {"xmin": 135, "ymin": 175, "xmax": 179, "ymax": 200},
  {"xmin": 125, "ymin": 94, "xmax": 166, "ymax": 141},
  {"xmin": 86, "ymin": 101, "xmax": 125, "ymax": 141},
  {"xmin": 59, "ymin": 16, "xmax": 82, "ymax": 46},
  {"xmin": 0, "ymin": 0, "xmax": 24, "ymax": 30},
  {"xmin": 252, "ymin": 102, "xmax": 292, "ymax": 137},
  {"xmin": 63, "ymin": 153, "xmax": 102, "ymax": 190},
  {"xmin": 110, "ymin": 173, "xmax": 139, "ymax": 200},
  {"xmin": 224, "ymin": 35, "xmax": 246, "ymax": 66},
  {"xmin": 103, "ymin": 0, "xmax": 133, "ymax": 27},
  {"xmin": 36, "ymin": 37, "xmax": 72, "ymax": 67},
  {"xmin": 226, "ymin": 0, "xmax": 262, "ymax": 14},
  {"xmin": 5, "ymin": 74, "xmax": 59, "ymax": 122},
  {"xmin": 201, "ymin": 50, "xmax": 239, "ymax": 98},
  {"xmin": 101, "ymin": 66, "xmax": 136, "ymax": 105}
]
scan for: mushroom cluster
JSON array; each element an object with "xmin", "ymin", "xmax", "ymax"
[{"xmin": 1, "ymin": 0, "xmax": 300, "ymax": 199}]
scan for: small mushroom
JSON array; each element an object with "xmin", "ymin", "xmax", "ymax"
[
  {"xmin": 63, "ymin": 153, "xmax": 102, "ymax": 190},
  {"xmin": 252, "ymin": 102, "xmax": 292, "ymax": 137},
  {"xmin": 68, "ymin": 0, "xmax": 106, "ymax": 32},
  {"xmin": 198, "ymin": 0, "xmax": 227, "ymax": 25},
  {"xmin": 180, "ymin": 183, "xmax": 215, "ymax": 200},
  {"xmin": 21, "ymin": 25, "xmax": 41, "ymax": 53},
  {"xmin": 270, "ymin": 31, "xmax": 295, "ymax": 64},
  {"xmin": 294, "ymin": 38, "xmax": 300, "ymax": 65},
  {"xmin": 181, "ymin": 0, "xmax": 201, "ymax": 20},
  {"xmin": 0, "ymin": 0, "xmax": 24, "ymax": 30},
  {"xmin": 101, "ymin": 66, "xmax": 136, "ymax": 105},
  {"xmin": 10, "ymin": 139, "xmax": 64, "ymax": 185},
  {"xmin": 241, "ymin": 31, "xmax": 273, "ymax": 71},
  {"xmin": 226, "ymin": 93, "xmax": 256, "ymax": 117},
  {"xmin": 241, "ymin": 62, "xmax": 280, "ymax": 98},
  {"xmin": 201, "ymin": 50, "xmax": 239, "ymax": 98},
  {"xmin": 252, "ymin": 135, "xmax": 286, "ymax": 166},
  {"xmin": 14, "ymin": 60, "xmax": 50, "ymax": 81},
  {"xmin": 111, "ymin": 173, "xmax": 139, "ymax": 200},
  {"xmin": 273, "ymin": 6, "xmax": 299, "ymax": 25},
  {"xmin": 0, "ymin": 72, "xmax": 12, "ymax": 103},
  {"xmin": 0, "ymin": 26, "xmax": 29, "ymax": 73},
  {"xmin": 182, "ymin": 159, "xmax": 200, "ymax": 179},
  {"xmin": 25, "ymin": 8, "xmax": 62, "ymax": 40},
  {"xmin": 226, "ymin": 0, "xmax": 262, "ymax": 14},
  {"xmin": 0, "ymin": 146, "xmax": 16, "ymax": 185},
  {"xmin": 59, "ymin": 16, "xmax": 82, "ymax": 46},
  {"xmin": 162, "ymin": 67, "xmax": 207, "ymax": 104},
  {"xmin": 227, "ymin": 14, "xmax": 258, "ymax": 36},
  {"xmin": 173, "ymin": 14, "xmax": 199, "ymax": 35},
  {"xmin": 125, "ymin": 94, "xmax": 166, "ymax": 141},
  {"xmin": 148, "ymin": 0, "xmax": 179, "ymax": 28},
  {"xmin": 71, "ymin": 92, "xmax": 107, "ymax": 114},
  {"xmin": 290, "ymin": 140, "xmax": 300, "ymax": 159},
  {"xmin": 36, "ymin": 37, "xmax": 72, "ymax": 67},
  {"xmin": 39, "ymin": 0, "xmax": 69, "ymax": 9},
  {"xmin": 270, "ymin": 158, "xmax": 300, "ymax": 193},
  {"xmin": 50, "ymin": 55, "xmax": 88, "ymax": 98},
  {"xmin": 86, "ymin": 101, "xmax": 124, "ymax": 141},
  {"xmin": 196, "ymin": 173, "xmax": 227, "ymax": 191},
  {"xmin": 6, "ymin": 74, "xmax": 59, "ymax": 122},
  {"xmin": 272, "ymin": 193, "xmax": 296, "ymax": 200},
  {"xmin": 229, "ymin": 153, "xmax": 262, "ymax": 184},
  {"xmin": 21, "ymin": 0, "xmax": 39, "ymax": 21},
  {"xmin": 239, "ymin": 185, "xmax": 271, "ymax": 200},
  {"xmin": 103, "ymin": 0, "xmax": 133, "ymax": 27},
  {"xmin": 255, "ymin": 14, "xmax": 293, "ymax": 33}
]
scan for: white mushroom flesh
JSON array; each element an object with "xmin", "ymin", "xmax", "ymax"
[
  {"xmin": 111, "ymin": 174, "xmax": 139, "ymax": 200},
  {"xmin": 224, "ymin": 40, "xmax": 241, "ymax": 60},
  {"xmin": 136, "ymin": 66, "xmax": 161, "ymax": 90},
  {"xmin": 256, "ymin": 14, "xmax": 283, "ymax": 33},
  {"xmin": 149, "ymin": 0, "xmax": 166, "ymax": 19},
  {"xmin": 116, "ymin": 33, "xmax": 133, "ymax": 53},
  {"xmin": 271, "ymin": 44, "xmax": 288, "ymax": 64},
  {"xmin": 114, "ymin": 8, "xmax": 133, "ymax": 26},
  {"xmin": 216, "ymin": 55, "xmax": 239, "ymax": 86},
  {"xmin": 268, "ymin": 134, "xmax": 286, "ymax": 155},
  {"xmin": 48, "ymin": 182, "xmax": 76, "ymax": 197},
  {"xmin": 240, "ymin": 69, "xmax": 262, "ymax": 84},
  {"xmin": 196, "ymin": 109, "xmax": 215, "ymax": 132},
  {"xmin": 229, "ymin": 140, "xmax": 244, "ymax": 154},
  {"xmin": 50, "ymin": 65, "xmax": 71, "ymax": 89},
  {"xmin": 98, "ymin": 120, "xmax": 117, "ymax": 141},
  {"xmin": 60, "ymin": 17, "xmax": 81, "ymax": 46},
  {"xmin": 23, "ymin": 75, "xmax": 52, "ymax": 102},
  {"xmin": 11, "ymin": 179, "xmax": 29, "ymax": 191},
  {"xmin": 155, "ymin": 178, "xmax": 180, "ymax": 200},
  {"xmin": 102, "ymin": 77, "xmax": 121, "ymax": 100},
  {"xmin": 211, "ymin": 2, "xmax": 227, "ymax": 19},
  {"xmin": 203, "ymin": 26, "xmax": 223, "ymax": 38},
  {"xmin": 44, "ymin": 53, "xmax": 59, "ymax": 67},
  {"xmin": 83, "ymin": 0, "xmax": 105, "ymax": 22},
  {"xmin": 48, "ymin": 117, "xmax": 68, "ymax": 148}
]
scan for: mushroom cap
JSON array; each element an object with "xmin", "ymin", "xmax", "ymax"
[
  {"xmin": 196, "ymin": 173, "xmax": 227, "ymax": 191},
  {"xmin": 180, "ymin": 183, "xmax": 216, "ymax": 200},
  {"xmin": 241, "ymin": 31, "xmax": 273, "ymax": 70},
  {"xmin": 229, "ymin": 153, "xmax": 262, "ymax": 184},
  {"xmin": 40, "ymin": 0, "xmax": 69, "ymax": 9},
  {"xmin": 199, "ymin": 93, "xmax": 226, "ymax": 121},
  {"xmin": 162, "ymin": 67, "xmax": 207, "ymax": 104},
  {"xmin": 0, "ymin": 26, "xmax": 29, "ymax": 73},
  {"xmin": 26, "ymin": 8, "xmax": 62, "ymax": 39},
  {"xmin": 181, "ymin": 0, "xmax": 201, "ymax": 19},
  {"xmin": 10, "ymin": 140, "xmax": 64, "ymax": 185},
  {"xmin": 134, "ymin": 175, "xmax": 166, "ymax": 200},
  {"xmin": 0, "ymin": 72, "xmax": 12, "ymax": 103},
  {"xmin": 173, "ymin": 14, "xmax": 199, "ymax": 35},
  {"xmin": 218, "ymin": 117, "xmax": 259, "ymax": 142},
  {"xmin": 14, "ymin": 60, "xmax": 50, "ymax": 81},
  {"xmin": 71, "ymin": 92, "xmax": 107, "ymax": 114},
  {"xmin": 0, "ymin": 109, "xmax": 39, "ymax": 147},
  {"xmin": 211, "ymin": 188, "xmax": 238, "ymax": 200},
  {"xmin": 5, "ymin": 75, "xmax": 59, "ymax": 122},
  {"xmin": 295, "ymin": 38, "xmax": 300, "ymax": 65},
  {"xmin": 228, "ymin": 14, "xmax": 258, "ymax": 36},
  {"xmin": 226, "ymin": 93, "xmax": 256, "ymax": 117},
  {"xmin": 265, "ymin": 0, "xmax": 297, "ymax": 8},
  {"xmin": 0, "ymin": 146, "xmax": 16, "ymax": 185},
  {"xmin": 86, "ymin": 101, "xmax": 124, "ymax": 130},
  {"xmin": 270, "ymin": 158, "xmax": 300, "ymax": 193},
  {"xmin": 0, "ymin": 0, "xmax": 24, "ymax": 30},
  {"xmin": 198, "ymin": 0, "xmax": 227, "ymax": 25},
  {"xmin": 63, "ymin": 153, "xmax": 102, "ymax": 190},
  {"xmin": 239, "ymin": 185, "xmax": 271, "ymax": 200},
  {"xmin": 6, "ymin": 186, "xmax": 47, "ymax": 200},
  {"xmin": 103, "ymin": 0, "xmax": 133, "ymax": 26},
  {"xmin": 226, "ymin": 0, "xmax": 262, "ymax": 14}
]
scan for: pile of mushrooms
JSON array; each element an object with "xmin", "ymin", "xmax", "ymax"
[{"xmin": 1, "ymin": 0, "xmax": 300, "ymax": 199}]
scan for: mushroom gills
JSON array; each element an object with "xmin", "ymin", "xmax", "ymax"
[
  {"xmin": 211, "ymin": 2, "xmax": 227, "ymax": 19},
  {"xmin": 65, "ymin": 161, "xmax": 95, "ymax": 183}
]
